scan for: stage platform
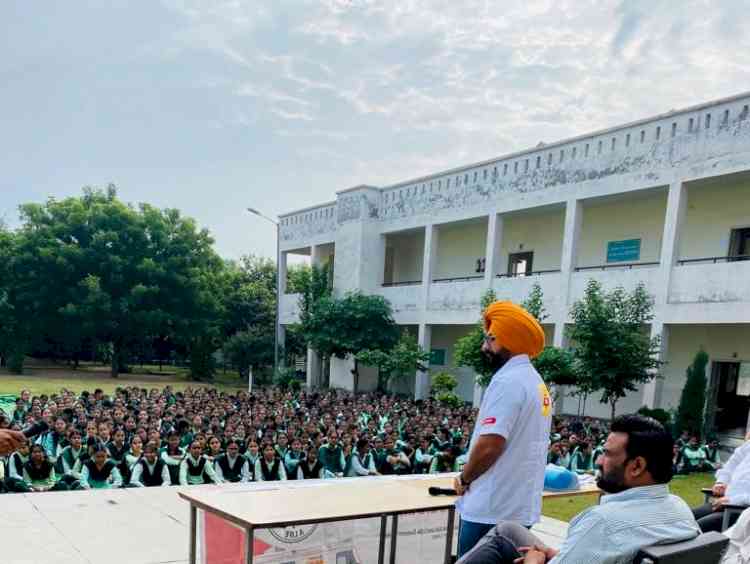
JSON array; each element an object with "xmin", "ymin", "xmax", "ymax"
[{"xmin": 1, "ymin": 484, "xmax": 569, "ymax": 564}]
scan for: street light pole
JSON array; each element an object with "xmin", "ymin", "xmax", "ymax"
[{"xmin": 246, "ymin": 207, "xmax": 280, "ymax": 392}]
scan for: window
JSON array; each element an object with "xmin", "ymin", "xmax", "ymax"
[
  {"xmin": 656, "ymin": 126, "xmax": 661, "ymax": 140},
  {"xmin": 465, "ymin": 173, "xmax": 469, "ymax": 184},
  {"xmin": 705, "ymin": 113, "xmax": 711, "ymax": 129},
  {"xmin": 723, "ymin": 109, "xmax": 730, "ymax": 125},
  {"xmin": 536, "ymin": 156, "xmax": 541, "ymax": 169},
  {"xmin": 572, "ymin": 146, "xmax": 577, "ymax": 159},
  {"xmin": 611, "ymin": 137, "xmax": 616, "ymax": 151},
  {"xmin": 483, "ymin": 169, "xmax": 487, "ymax": 180},
  {"xmin": 446, "ymin": 179, "xmax": 450, "ymax": 188},
  {"xmin": 672, "ymin": 123, "xmax": 677, "ymax": 138},
  {"xmin": 742, "ymin": 105, "xmax": 749, "ymax": 120},
  {"xmin": 729, "ymin": 228, "xmax": 750, "ymax": 261},
  {"xmin": 640, "ymin": 130, "xmax": 645, "ymax": 143},
  {"xmin": 438, "ymin": 180, "xmax": 442, "ymax": 189},
  {"xmin": 689, "ymin": 117, "xmax": 694, "ymax": 132},
  {"xmin": 559, "ymin": 149, "xmax": 564, "ymax": 163},
  {"xmin": 503, "ymin": 163, "xmax": 508, "ymax": 176},
  {"xmin": 524, "ymin": 159, "xmax": 529, "ymax": 173},
  {"xmin": 548, "ymin": 153, "xmax": 553, "ymax": 166},
  {"xmin": 585, "ymin": 143, "xmax": 590, "ymax": 157},
  {"xmin": 508, "ymin": 252, "xmax": 534, "ymax": 277},
  {"xmin": 597, "ymin": 140, "xmax": 603, "ymax": 154},
  {"xmin": 514, "ymin": 162, "xmax": 519, "ymax": 174}
]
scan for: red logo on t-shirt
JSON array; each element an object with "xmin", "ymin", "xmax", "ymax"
[{"xmin": 481, "ymin": 416, "xmax": 497, "ymax": 426}]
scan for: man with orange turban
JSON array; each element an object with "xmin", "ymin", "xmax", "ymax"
[{"xmin": 454, "ymin": 301, "xmax": 552, "ymax": 558}]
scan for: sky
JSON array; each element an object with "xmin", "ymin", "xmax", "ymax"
[{"xmin": 1, "ymin": 0, "xmax": 748, "ymax": 260}]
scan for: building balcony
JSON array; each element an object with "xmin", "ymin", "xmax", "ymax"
[
  {"xmin": 279, "ymin": 293, "xmax": 302, "ymax": 324},
  {"xmin": 493, "ymin": 270, "xmax": 564, "ymax": 311},
  {"xmin": 570, "ymin": 262, "xmax": 661, "ymax": 303},
  {"xmin": 378, "ymin": 283, "xmax": 423, "ymax": 317},
  {"xmin": 428, "ymin": 276, "xmax": 486, "ymax": 313},
  {"xmin": 670, "ymin": 257, "xmax": 750, "ymax": 304}
]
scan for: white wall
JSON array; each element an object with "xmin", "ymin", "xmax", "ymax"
[
  {"xmin": 434, "ymin": 219, "xmax": 488, "ymax": 279},
  {"xmin": 577, "ymin": 190, "xmax": 667, "ymax": 268},
  {"xmin": 499, "ymin": 208, "xmax": 565, "ymax": 274},
  {"xmin": 429, "ymin": 325, "xmax": 477, "ymax": 402},
  {"xmin": 660, "ymin": 324, "xmax": 750, "ymax": 411},
  {"xmin": 679, "ymin": 177, "xmax": 750, "ymax": 260},
  {"xmin": 385, "ymin": 230, "xmax": 425, "ymax": 283}
]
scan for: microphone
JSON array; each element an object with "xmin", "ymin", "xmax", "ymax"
[
  {"xmin": 428, "ymin": 486, "xmax": 458, "ymax": 496},
  {"xmin": 22, "ymin": 420, "xmax": 49, "ymax": 439}
]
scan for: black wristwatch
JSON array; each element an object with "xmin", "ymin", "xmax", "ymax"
[{"xmin": 459, "ymin": 473, "xmax": 471, "ymax": 488}]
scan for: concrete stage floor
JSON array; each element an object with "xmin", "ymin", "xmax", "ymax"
[{"xmin": 1, "ymin": 485, "xmax": 568, "ymax": 564}]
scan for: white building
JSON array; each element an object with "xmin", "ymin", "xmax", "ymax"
[{"xmin": 277, "ymin": 92, "xmax": 750, "ymax": 435}]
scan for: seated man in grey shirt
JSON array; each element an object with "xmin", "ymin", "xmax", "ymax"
[{"xmin": 459, "ymin": 414, "xmax": 700, "ymax": 564}]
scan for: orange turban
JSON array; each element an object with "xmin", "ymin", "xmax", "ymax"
[{"xmin": 483, "ymin": 301, "xmax": 545, "ymax": 358}]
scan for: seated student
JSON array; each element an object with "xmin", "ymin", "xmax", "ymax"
[
  {"xmin": 283, "ymin": 438, "xmax": 306, "ymax": 481},
  {"xmin": 414, "ymin": 435, "xmax": 435, "ymax": 474},
  {"xmin": 80, "ymin": 444, "xmax": 123, "ymax": 489},
  {"xmin": 570, "ymin": 441, "xmax": 595, "ymax": 474},
  {"xmin": 179, "ymin": 441, "xmax": 222, "ymax": 486},
  {"xmin": 319, "ymin": 432, "xmax": 346, "ymax": 478},
  {"xmin": 124, "ymin": 435, "xmax": 144, "ymax": 477},
  {"xmin": 57, "ymin": 429, "xmax": 85, "ymax": 485},
  {"xmin": 244, "ymin": 439, "xmax": 260, "ymax": 476},
  {"xmin": 22, "ymin": 444, "xmax": 71, "ymax": 492},
  {"xmin": 11, "ymin": 398, "xmax": 27, "ymax": 425},
  {"xmin": 37, "ymin": 416, "xmax": 67, "ymax": 464},
  {"xmin": 214, "ymin": 440, "xmax": 251, "ymax": 483},
  {"xmin": 255, "ymin": 443, "xmax": 287, "ymax": 481},
  {"xmin": 547, "ymin": 442, "xmax": 563, "ymax": 466},
  {"xmin": 681, "ymin": 436, "xmax": 712, "ymax": 473},
  {"xmin": 703, "ymin": 438, "xmax": 722, "ymax": 470},
  {"xmin": 458, "ymin": 414, "xmax": 699, "ymax": 564},
  {"xmin": 693, "ymin": 437, "xmax": 750, "ymax": 532},
  {"xmin": 6, "ymin": 442, "xmax": 31, "ymax": 491},
  {"xmin": 130, "ymin": 444, "xmax": 171, "ymax": 487},
  {"xmin": 206, "ymin": 436, "xmax": 223, "ymax": 464},
  {"xmin": 429, "ymin": 446, "xmax": 460, "ymax": 474},
  {"xmin": 557, "ymin": 441, "xmax": 572, "ymax": 470},
  {"xmin": 346, "ymin": 438, "xmax": 378, "ymax": 477},
  {"xmin": 297, "ymin": 447, "xmax": 324, "ymax": 480},
  {"xmin": 160, "ymin": 431, "xmax": 185, "ymax": 485},
  {"xmin": 275, "ymin": 433, "xmax": 289, "ymax": 460},
  {"xmin": 377, "ymin": 437, "xmax": 411, "ymax": 475}
]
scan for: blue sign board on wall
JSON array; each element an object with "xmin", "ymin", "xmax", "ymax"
[{"xmin": 607, "ymin": 239, "xmax": 641, "ymax": 263}]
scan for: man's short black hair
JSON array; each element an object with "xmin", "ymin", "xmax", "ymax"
[{"xmin": 610, "ymin": 414, "xmax": 674, "ymax": 484}]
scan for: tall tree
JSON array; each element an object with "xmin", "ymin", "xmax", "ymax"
[
  {"xmin": 9, "ymin": 186, "xmax": 223, "ymax": 378},
  {"xmin": 676, "ymin": 349, "xmax": 709, "ymax": 438},
  {"xmin": 303, "ymin": 291, "xmax": 399, "ymax": 391},
  {"xmin": 356, "ymin": 330, "xmax": 430, "ymax": 392},
  {"xmin": 454, "ymin": 289, "xmax": 497, "ymax": 387},
  {"xmin": 568, "ymin": 280, "xmax": 661, "ymax": 420}
]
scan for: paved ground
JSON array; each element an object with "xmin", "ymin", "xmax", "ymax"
[{"xmin": 0, "ymin": 484, "xmax": 568, "ymax": 564}]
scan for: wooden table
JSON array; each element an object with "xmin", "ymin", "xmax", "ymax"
[{"xmin": 179, "ymin": 476, "xmax": 600, "ymax": 564}]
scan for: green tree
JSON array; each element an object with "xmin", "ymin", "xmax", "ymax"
[
  {"xmin": 533, "ymin": 346, "xmax": 578, "ymax": 404},
  {"xmin": 675, "ymin": 349, "xmax": 709, "ymax": 438},
  {"xmin": 454, "ymin": 289, "xmax": 497, "ymax": 387},
  {"xmin": 303, "ymin": 291, "xmax": 399, "ymax": 391},
  {"xmin": 222, "ymin": 327, "xmax": 275, "ymax": 380},
  {"xmin": 522, "ymin": 282, "xmax": 548, "ymax": 322},
  {"xmin": 568, "ymin": 280, "xmax": 661, "ymax": 420},
  {"xmin": 356, "ymin": 330, "xmax": 430, "ymax": 391},
  {"xmin": 430, "ymin": 372, "xmax": 463, "ymax": 407},
  {"xmin": 9, "ymin": 186, "xmax": 224, "ymax": 378}
]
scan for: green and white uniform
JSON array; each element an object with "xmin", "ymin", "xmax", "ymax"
[
  {"xmin": 179, "ymin": 454, "xmax": 221, "ymax": 486},
  {"xmin": 255, "ymin": 457, "xmax": 287, "ymax": 481},
  {"xmin": 80, "ymin": 460, "xmax": 123, "ymax": 489}
]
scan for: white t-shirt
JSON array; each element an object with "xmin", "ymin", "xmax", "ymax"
[{"xmin": 456, "ymin": 354, "xmax": 552, "ymax": 526}]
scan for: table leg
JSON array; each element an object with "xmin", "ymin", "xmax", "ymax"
[
  {"xmin": 444, "ymin": 508, "xmax": 456, "ymax": 564},
  {"xmin": 389, "ymin": 514, "xmax": 399, "ymax": 564},
  {"xmin": 378, "ymin": 515, "xmax": 387, "ymax": 564},
  {"xmin": 189, "ymin": 505, "xmax": 197, "ymax": 564},
  {"xmin": 245, "ymin": 527, "xmax": 254, "ymax": 564}
]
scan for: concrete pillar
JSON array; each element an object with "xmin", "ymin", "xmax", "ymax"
[
  {"xmin": 472, "ymin": 383, "xmax": 484, "ymax": 408},
  {"xmin": 415, "ymin": 324, "xmax": 432, "ymax": 400},
  {"xmin": 552, "ymin": 322, "xmax": 567, "ymax": 348},
  {"xmin": 278, "ymin": 250, "xmax": 288, "ymax": 295},
  {"xmin": 277, "ymin": 324, "xmax": 286, "ymax": 370},
  {"xmin": 484, "ymin": 213, "xmax": 503, "ymax": 288},
  {"xmin": 306, "ymin": 348, "xmax": 321, "ymax": 389},
  {"xmin": 310, "ymin": 244, "xmax": 322, "ymax": 268},
  {"xmin": 642, "ymin": 322, "xmax": 669, "ymax": 408},
  {"xmin": 558, "ymin": 199, "xmax": 583, "ymax": 320},
  {"xmin": 655, "ymin": 181, "xmax": 687, "ymax": 309},
  {"xmin": 421, "ymin": 224, "xmax": 438, "ymax": 308}
]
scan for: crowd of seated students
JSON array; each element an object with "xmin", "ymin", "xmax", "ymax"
[{"xmin": 0, "ymin": 385, "xmax": 476, "ymax": 492}]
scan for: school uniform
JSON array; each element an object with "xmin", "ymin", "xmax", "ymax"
[
  {"xmin": 346, "ymin": 451, "xmax": 376, "ymax": 477},
  {"xmin": 80, "ymin": 460, "xmax": 123, "ymax": 489},
  {"xmin": 318, "ymin": 444, "xmax": 346, "ymax": 477},
  {"xmin": 429, "ymin": 456, "xmax": 455, "ymax": 474},
  {"xmin": 37, "ymin": 431, "xmax": 66, "ymax": 464},
  {"xmin": 296, "ymin": 458, "xmax": 324, "ymax": 480},
  {"xmin": 255, "ymin": 457, "xmax": 287, "ymax": 481},
  {"xmin": 570, "ymin": 450, "xmax": 595, "ymax": 474},
  {"xmin": 130, "ymin": 458, "xmax": 171, "ymax": 487},
  {"xmin": 283, "ymin": 450, "xmax": 305, "ymax": 481},
  {"xmin": 414, "ymin": 448, "xmax": 434, "ymax": 474},
  {"xmin": 57, "ymin": 446, "xmax": 84, "ymax": 478},
  {"xmin": 160, "ymin": 446, "xmax": 185, "ymax": 485},
  {"xmin": 23, "ymin": 460, "xmax": 64, "ymax": 491},
  {"xmin": 179, "ymin": 454, "xmax": 221, "ymax": 486},
  {"xmin": 214, "ymin": 453, "xmax": 251, "ymax": 483}
]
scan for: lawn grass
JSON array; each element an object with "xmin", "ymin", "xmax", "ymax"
[
  {"xmin": 0, "ymin": 365, "xmax": 247, "ymax": 396},
  {"xmin": 542, "ymin": 472, "xmax": 715, "ymax": 522}
]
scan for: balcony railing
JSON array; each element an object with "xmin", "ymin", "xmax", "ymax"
[
  {"xmin": 496, "ymin": 269, "xmax": 562, "ymax": 278},
  {"xmin": 432, "ymin": 275, "xmax": 485, "ymax": 283},
  {"xmin": 677, "ymin": 255, "xmax": 750, "ymax": 265},
  {"xmin": 382, "ymin": 280, "xmax": 422, "ymax": 287},
  {"xmin": 575, "ymin": 261, "xmax": 660, "ymax": 272}
]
